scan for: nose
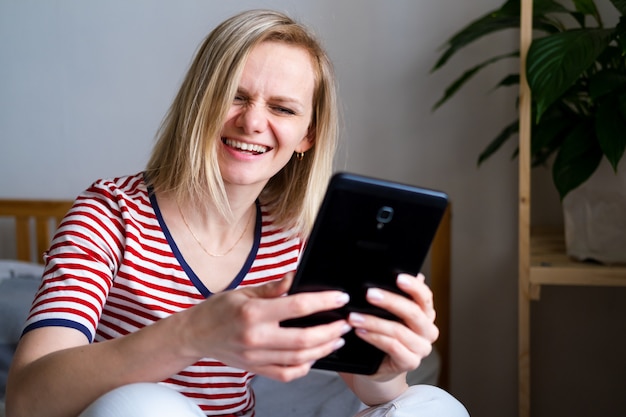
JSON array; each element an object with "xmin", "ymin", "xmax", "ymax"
[{"xmin": 236, "ymin": 104, "xmax": 268, "ymax": 134}]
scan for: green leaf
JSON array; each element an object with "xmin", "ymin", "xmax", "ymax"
[
  {"xmin": 527, "ymin": 28, "xmax": 614, "ymax": 121},
  {"xmin": 431, "ymin": 6, "xmax": 520, "ymax": 71},
  {"xmin": 496, "ymin": 74, "xmax": 520, "ymax": 88},
  {"xmin": 616, "ymin": 16, "xmax": 626, "ymax": 53},
  {"xmin": 571, "ymin": 0, "xmax": 598, "ymax": 16},
  {"xmin": 589, "ymin": 69, "xmax": 626, "ymax": 99},
  {"xmin": 571, "ymin": 0, "xmax": 602, "ymax": 24},
  {"xmin": 477, "ymin": 120, "xmax": 519, "ymax": 166},
  {"xmin": 610, "ymin": 0, "xmax": 626, "ymax": 16},
  {"xmin": 534, "ymin": 0, "xmax": 574, "ymax": 15},
  {"xmin": 530, "ymin": 114, "xmax": 572, "ymax": 160},
  {"xmin": 595, "ymin": 93, "xmax": 626, "ymax": 171},
  {"xmin": 432, "ymin": 52, "xmax": 518, "ymax": 110},
  {"xmin": 552, "ymin": 122, "xmax": 603, "ymax": 199},
  {"xmin": 431, "ymin": 0, "xmax": 565, "ymax": 72}
]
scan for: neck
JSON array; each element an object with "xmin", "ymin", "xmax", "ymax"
[
  {"xmin": 157, "ymin": 189, "xmax": 258, "ymax": 258},
  {"xmin": 177, "ymin": 201, "xmax": 255, "ymax": 258}
]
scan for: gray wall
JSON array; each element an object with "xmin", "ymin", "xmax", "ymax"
[{"xmin": 1, "ymin": 1, "xmax": 624, "ymax": 416}]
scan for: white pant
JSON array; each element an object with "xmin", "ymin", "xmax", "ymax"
[
  {"xmin": 355, "ymin": 384, "xmax": 469, "ymax": 417},
  {"xmin": 79, "ymin": 382, "xmax": 469, "ymax": 417}
]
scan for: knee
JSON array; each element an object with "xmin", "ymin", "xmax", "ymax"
[
  {"xmin": 357, "ymin": 384, "xmax": 469, "ymax": 417},
  {"xmin": 79, "ymin": 383, "xmax": 205, "ymax": 417},
  {"xmin": 398, "ymin": 385, "xmax": 469, "ymax": 417}
]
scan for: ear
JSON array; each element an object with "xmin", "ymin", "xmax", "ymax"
[{"xmin": 296, "ymin": 126, "xmax": 315, "ymax": 153}]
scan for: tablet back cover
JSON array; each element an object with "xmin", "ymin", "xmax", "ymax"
[{"xmin": 285, "ymin": 172, "xmax": 448, "ymax": 374}]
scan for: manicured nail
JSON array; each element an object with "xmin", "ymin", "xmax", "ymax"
[
  {"xmin": 367, "ymin": 288, "xmax": 384, "ymax": 301},
  {"xmin": 334, "ymin": 338, "xmax": 346, "ymax": 350},
  {"xmin": 349, "ymin": 312, "xmax": 365, "ymax": 324},
  {"xmin": 336, "ymin": 292, "xmax": 350, "ymax": 305},
  {"xmin": 341, "ymin": 323, "xmax": 352, "ymax": 335},
  {"xmin": 397, "ymin": 274, "xmax": 412, "ymax": 287}
]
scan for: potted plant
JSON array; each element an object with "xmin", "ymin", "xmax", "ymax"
[{"xmin": 432, "ymin": 0, "xmax": 626, "ymax": 263}]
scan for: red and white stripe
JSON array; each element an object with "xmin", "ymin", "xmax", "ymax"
[{"xmin": 24, "ymin": 173, "xmax": 302, "ymax": 416}]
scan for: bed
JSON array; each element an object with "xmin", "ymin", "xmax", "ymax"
[{"xmin": 0, "ymin": 198, "xmax": 452, "ymax": 417}]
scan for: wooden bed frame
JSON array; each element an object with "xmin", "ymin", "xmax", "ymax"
[
  {"xmin": 0, "ymin": 199, "xmax": 73, "ymax": 264},
  {"xmin": 0, "ymin": 198, "xmax": 452, "ymax": 389}
]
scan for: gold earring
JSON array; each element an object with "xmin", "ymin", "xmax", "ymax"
[{"xmin": 295, "ymin": 151, "xmax": 305, "ymax": 161}]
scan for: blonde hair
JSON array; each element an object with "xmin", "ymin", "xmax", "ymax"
[{"xmin": 146, "ymin": 9, "xmax": 338, "ymax": 237}]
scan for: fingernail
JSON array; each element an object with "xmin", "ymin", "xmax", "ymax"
[
  {"xmin": 341, "ymin": 323, "xmax": 352, "ymax": 335},
  {"xmin": 349, "ymin": 312, "xmax": 365, "ymax": 324},
  {"xmin": 367, "ymin": 288, "xmax": 384, "ymax": 301},
  {"xmin": 336, "ymin": 292, "xmax": 350, "ymax": 305},
  {"xmin": 334, "ymin": 338, "xmax": 346, "ymax": 350},
  {"xmin": 397, "ymin": 274, "xmax": 412, "ymax": 287}
]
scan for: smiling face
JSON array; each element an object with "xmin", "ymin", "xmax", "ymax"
[{"xmin": 218, "ymin": 41, "xmax": 316, "ymax": 188}]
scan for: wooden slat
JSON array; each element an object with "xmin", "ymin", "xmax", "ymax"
[
  {"xmin": 36, "ymin": 218, "xmax": 52, "ymax": 262},
  {"xmin": 530, "ymin": 228, "xmax": 626, "ymax": 287},
  {"xmin": 431, "ymin": 203, "xmax": 451, "ymax": 390},
  {"xmin": 518, "ymin": 0, "xmax": 533, "ymax": 416},
  {"xmin": 15, "ymin": 216, "xmax": 31, "ymax": 262},
  {"xmin": 0, "ymin": 199, "xmax": 73, "ymax": 218},
  {"xmin": 0, "ymin": 199, "xmax": 73, "ymax": 264}
]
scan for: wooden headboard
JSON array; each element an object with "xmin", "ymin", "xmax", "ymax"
[
  {"xmin": 0, "ymin": 198, "xmax": 452, "ymax": 389},
  {"xmin": 0, "ymin": 199, "xmax": 73, "ymax": 264}
]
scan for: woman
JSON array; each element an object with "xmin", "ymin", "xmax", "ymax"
[{"xmin": 6, "ymin": 9, "xmax": 468, "ymax": 417}]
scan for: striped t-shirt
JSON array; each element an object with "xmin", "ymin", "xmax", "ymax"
[{"xmin": 23, "ymin": 172, "xmax": 303, "ymax": 416}]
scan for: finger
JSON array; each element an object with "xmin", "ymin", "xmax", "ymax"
[
  {"xmin": 240, "ymin": 321, "xmax": 351, "ymax": 366},
  {"xmin": 348, "ymin": 310, "xmax": 433, "ymax": 353},
  {"xmin": 241, "ymin": 315, "xmax": 351, "ymax": 351},
  {"xmin": 242, "ymin": 289, "xmax": 350, "ymax": 323},
  {"xmin": 357, "ymin": 286, "xmax": 439, "ymax": 343},
  {"xmin": 231, "ymin": 320, "xmax": 351, "ymax": 379},
  {"xmin": 277, "ymin": 319, "xmax": 351, "ymax": 350},
  {"xmin": 249, "ymin": 361, "xmax": 313, "ymax": 382},
  {"xmin": 347, "ymin": 310, "xmax": 435, "ymax": 371},
  {"xmin": 397, "ymin": 273, "xmax": 437, "ymax": 323},
  {"xmin": 397, "ymin": 273, "xmax": 435, "ymax": 313}
]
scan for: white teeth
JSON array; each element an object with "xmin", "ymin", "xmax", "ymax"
[{"xmin": 224, "ymin": 138, "xmax": 269, "ymax": 154}]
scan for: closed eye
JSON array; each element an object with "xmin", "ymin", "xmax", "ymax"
[{"xmin": 271, "ymin": 105, "xmax": 296, "ymax": 115}]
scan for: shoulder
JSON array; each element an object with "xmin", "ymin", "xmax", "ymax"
[
  {"xmin": 72, "ymin": 173, "xmax": 153, "ymax": 218},
  {"xmin": 82, "ymin": 173, "xmax": 149, "ymax": 204},
  {"xmin": 55, "ymin": 173, "xmax": 156, "ymax": 252}
]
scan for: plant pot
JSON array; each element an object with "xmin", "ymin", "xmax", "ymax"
[{"xmin": 562, "ymin": 159, "xmax": 626, "ymax": 265}]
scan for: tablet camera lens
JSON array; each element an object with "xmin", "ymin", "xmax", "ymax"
[{"xmin": 376, "ymin": 206, "xmax": 394, "ymax": 224}]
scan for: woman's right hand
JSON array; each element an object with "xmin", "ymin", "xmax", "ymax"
[
  {"xmin": 180, "ymin": 273, "xmax": 352, "ymax": 381},
  {"xmin": 6, "ymin": 274, "xmax": 349, "ymax": 417}
]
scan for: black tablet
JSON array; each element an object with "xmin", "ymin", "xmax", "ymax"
[{"xmin": 281, "ymin": 172, "xmax": 449, "ymax": 375}]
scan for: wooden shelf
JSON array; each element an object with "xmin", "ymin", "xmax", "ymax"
[
  {"xmin": 517, "ymin": 2, "xmax": 626, "ymax": 415},
  {"xmin": 530, "ymin": 229, "xmax": 626, "ymax": 289}
]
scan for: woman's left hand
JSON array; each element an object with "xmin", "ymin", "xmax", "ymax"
[{"xmin": 347, "ymin": 272, "xmax": 438, "ymax": 382}]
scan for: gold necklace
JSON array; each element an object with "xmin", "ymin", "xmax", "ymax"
[{"xmin": 177, "ymin": 203, "xmax": 253, "ymax": 257}]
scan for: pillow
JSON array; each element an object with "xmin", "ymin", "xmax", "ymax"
[
  {"xmin": 0, "ymin": 260, "xmax": 43, "ymax": 401},
  {"xmin": 0, "ymin": 260, "xmax": 44, "ymax": 283}
]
